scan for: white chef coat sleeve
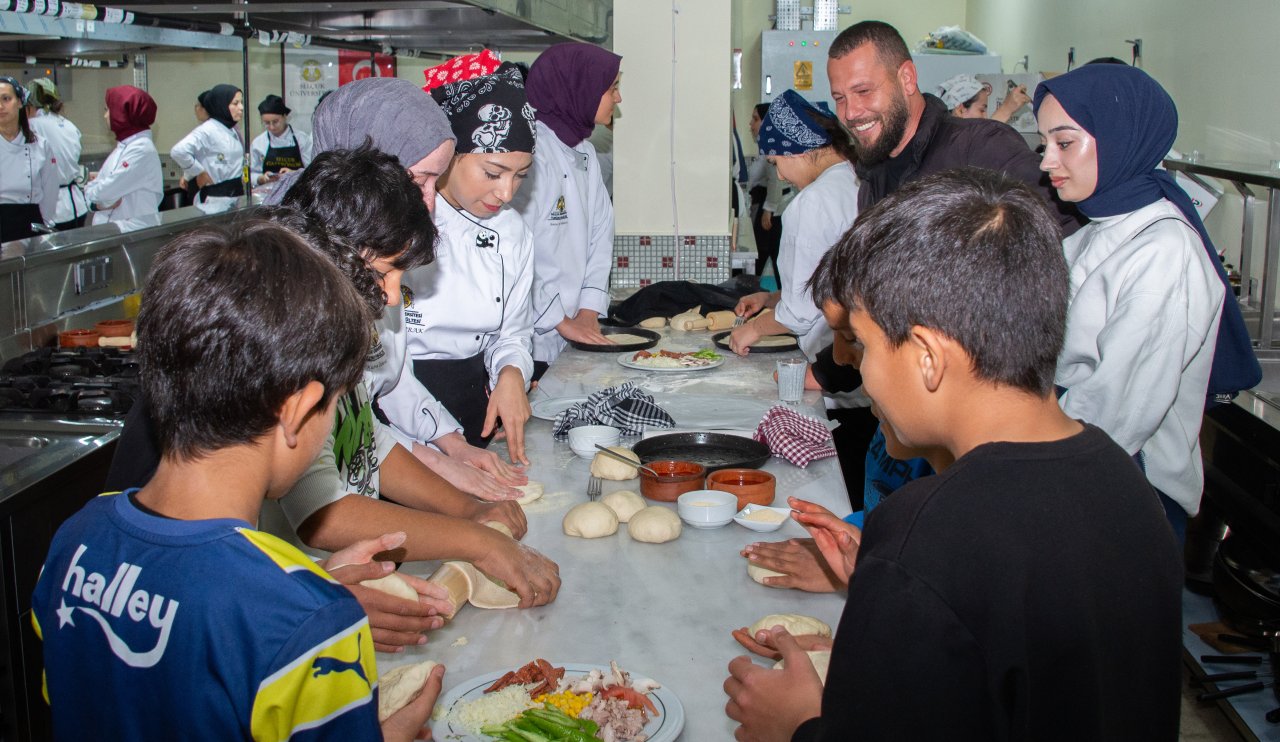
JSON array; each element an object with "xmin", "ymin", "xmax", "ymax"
[
  {"xmin": 298, "ymin": 129, "xmax": 313, "ymax": 166},
  {"xmin": 36, "ymin": 147, "xmax": 59, "ymax": 225},
  {"xmin": 578, "ymin": 148, "xmax": 614, "ymax": 317},
  {"xmin": 1057, "ymin": 225, "xmax": 1204, "ymax": 456},
  {"xmin": 763, "ymin": 165, "xmax": 782, "ymax": 213},
  {"xmin": 83, "ymin": 142, "xmax": 144, "ymax": 206},
  {"xmin": 512, "ymin": 148, "xmax": 569, "ymax": 330},
  {"xmin": 170, "ymin": 124, "xmax": 210, "ymax": 180},
  {"xmin": 249, "ymin": 131, "xmax": 268, "ymax": 184},
  {"xmin": 484, "ymin": 225, "xmax": 536, "ymax": 386},
  {"xmin": 378, "ymin": 354, "xmax": 465, "ymax": 444},
  {"xmin": 771, "ymin": 207, "xmax": 826, "ymax": 338}
]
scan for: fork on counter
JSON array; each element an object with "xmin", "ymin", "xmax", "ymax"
[{"xmin": 587, "ymin": 475, "xmax": 602, "ymax": 501}]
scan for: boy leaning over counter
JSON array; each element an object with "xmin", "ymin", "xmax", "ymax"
[
  {"xmin": 724, "ymin": 169, "xmax": 1183, "ymax": 742},
  {"xmin": 31, "ymin": 221, "xmax": 441, "ymax": 741}
]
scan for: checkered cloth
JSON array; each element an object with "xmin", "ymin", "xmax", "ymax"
[
  {"xmin": 552, "ymin": 382, "xmax": 676, "ymax": 440},
  {"xmin": 753, "ymin": 405, "xmax": 837, "ymax": 468}
]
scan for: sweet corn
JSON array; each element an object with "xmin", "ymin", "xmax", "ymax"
[{"xmin": 534, "ymin": 690, "xmax": 593, "ymax": 718}]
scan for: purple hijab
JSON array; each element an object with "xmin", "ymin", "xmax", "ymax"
[{"xmin": 526, "ymin": 42, "xmax": 621, "ymax": 148}]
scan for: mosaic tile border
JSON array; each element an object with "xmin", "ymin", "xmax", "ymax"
[{"xmin": 611, "ymin": 234, "xmax": 732, "ymax": 288}]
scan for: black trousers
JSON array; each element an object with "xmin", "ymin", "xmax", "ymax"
[
  {"xmin": 752, "ymin": 210, "xmax": 782, "ymax": 284},
  {"xmin": 412, "ymin": 354, "xmax": 494, "ymax": 448}
]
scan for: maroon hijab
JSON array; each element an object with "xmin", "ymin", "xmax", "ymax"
[
  {"xmin": 105, "ymin": 86, "xmax": 157, "ymax": 141},
  {"xmin": 525, "ymin": 42, "xmax": 621, "ymax": 148}
]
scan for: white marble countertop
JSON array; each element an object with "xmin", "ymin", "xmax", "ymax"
[{"xmin": 390, "ymin": 328, "xmax": 851, "ymax": 741}]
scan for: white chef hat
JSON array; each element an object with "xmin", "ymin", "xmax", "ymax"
[{"xmin": 938, "ymin": 74, "xmax": 990, "ymax": 109}]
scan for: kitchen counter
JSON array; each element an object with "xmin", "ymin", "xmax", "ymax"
[
  {"xmin": 387, "ymin": 329, "xmax": 850, "ymax": 740},
  {"xmin": 0, "ymin": 417, "xmax": 120, "ymax": 502}
]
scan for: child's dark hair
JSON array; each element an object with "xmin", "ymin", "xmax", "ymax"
[
  {"xmin": 813, "ymin": 112, "xmax": 857, "ymax": 164},
  {"xmin": 753, "ymin": 103, "xmax": 770, "ymax": 120},
  {"xmin": 137, "ymin": 219, "xmax": 371, "ymax": 461},
  {"xmin": 279, "ymin": 142, "xmax": 436, "ymax": 312},
  {"xmin": 810, "ymin": 168, "xmax": 1068, "ymax": 395}
]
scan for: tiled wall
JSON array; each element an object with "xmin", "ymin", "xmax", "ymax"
[{"xmin": 611, "ymin": 234, "xmax": 732, "ymax": 289}]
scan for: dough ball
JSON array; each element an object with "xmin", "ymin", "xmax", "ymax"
[
  {"xmin": 378, "ymin": 660, "xmax": 439, "ymax": 721},
  {"xmin": 359, "ymin": 572, "xmax": 418, "ymax": 602},
  {"xmin": 562, "ymin": 501, "xmax": 620, "ymax": 538},
  {"xmin": 627, "ymin": 506, "xmax": 682, "ymax": 543},
  {"xmin": 749, "ymin": 613, "xmax": 832, "ymax": 638},
  {"xmin": 484, "ymin": 521, "xmax": 514, "ymax": 538},
  {"xmin": 639, "ymin": 316, "xmax": 666, "ymax": 329},
  {"xmin": 772, "ymin": 651, "xmax": 832, "ymax": 685},
  {"xmin": 590, "ymin": 446, "xmax": 640, "ymax": 480},
  {"xmin": 602, "ymin": 490, "xmax": 646, "ymax": 522},
  {"xmin": 747, "ymin": 562, "xmax": 787, "ymax": 585},
  {"xmin": 515, "ymin": 482, "xmax": 543, "ymax": 505}
]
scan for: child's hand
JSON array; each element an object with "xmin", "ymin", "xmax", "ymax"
[
  {"xmin": 730, "ymin": 624, "xmax": 834, "ymax": 660},
  {"xmin": 789, "ymin": 497, "xmax": 862, "ymax": 584},
  {"xmin": 724, "ymin": 627, "xmax": 824, "ymax": 741},
  {"xmin": 741, "ymin": 538, "xmax": 845, "ymax": 592},
  {"xmin": 381, "ymin": 663, "xmax": 445, "ymax": 742}
]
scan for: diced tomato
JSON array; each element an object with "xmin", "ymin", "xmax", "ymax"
[{"xmin": 601, "ymin": 685, "xmax": 659, "ymax": 715}]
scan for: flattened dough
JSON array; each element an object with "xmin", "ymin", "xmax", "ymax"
[
  {"xmin": 602, "ymin": 490, "xmax": 646, "ymax": 523},
  {"xmin": 773, "ymin": 651, "xmax": 831, "ymax": 685},
  {"xmin": 749, "ymin": 613, "xmax": 832, "ymax": 638},
  {"xmin": 627, "ymin": 506, "xmax": 682, "ymax": 543},
  {"xmin": 752, "ymin": 335, "xmax": 798, "ymax": 348},
  {"xmin": 606, "ymin": 333, "xmax": 649, "ymax": 345},
  {"xmin": 360, "ymin": 572, "xmax": 418, "ymax": 602},
  {"xmin": 378, "ymin": 660, "xmax": 440, "ymax": 721},
  {"xmin": 747, "ymin": 562, "xmax": 787, "ymax": 585},
  {"xmin": 563, "ymin": 501, "xmax": 620, "ymax": 538},
  {"xmin": 484, "ymin": 521, "xmax": 514, "ymax": 538},
  {"xmin": 425, "ymin": 561, "xmax": 520, "ymax": 616},
  {"xmin": 515, "ymin": 481, "xmax": 543, "ymax": 505}
]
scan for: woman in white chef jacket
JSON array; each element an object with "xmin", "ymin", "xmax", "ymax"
[
  {"xmin": 250, "ymin": 94, "xmax": 311, "ymax": 188},
  {"xmin": 84, "ymin": 86, "xmax": 162, "ymax": 225},
  {"xmin": 25, "ymin": 79, "xmax": 88, "ymax": 230},
  {"xmin": 170, "ymin": 84, "xmax": 244, "ymax": 210},
  {"xmin": 0, "ymin": 77, "xmax": 58, "ymax": 243},
  {"xmin": 403, "ymin": 64, "xmax": 537, "ymax": 464},
  {"xmin": 728, "ymin": 90, "xmax": 860, "ymax": 362},
  {"xmin": 511, "ymin": 42, "xmax": 622, "ymax": 380}
]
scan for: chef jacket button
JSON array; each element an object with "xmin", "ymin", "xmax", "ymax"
[
  {"xmin": 475, "ymin": 335, "xmax": 481, "ymax": 340},
  {"xmin": 495, "ymin": 297, "xmax": 501, "ymax": 302}
]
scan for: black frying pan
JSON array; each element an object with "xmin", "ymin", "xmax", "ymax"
[
  {"xmin": 569, "ymin": 326, "xmax": 660, "ymax": 353},
  {"xmin": 632, "ymin": 432, "xmax": 771, "ymax": 472}
]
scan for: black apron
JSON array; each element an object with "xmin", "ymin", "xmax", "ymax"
[
  {"xmin": 55, "ymin": 183, "xmax": 86, "ymax": 231},
  {"xmin": 200, "ymin": 177, "xmax": 245, "ymax": 199},
  {"xmin": 412, "ymin": 353, "xmax": 494, "ymax": 447},
  {"xmin": 0, "ymin": 202, "xmax": 44, "ymax": 242},
  {"xmin": 262, "ymin": 128, "xmax": 304, "ymax": 173}
]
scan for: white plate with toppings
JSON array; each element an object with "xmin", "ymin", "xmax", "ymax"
[
  {"xmin": 431, "ymin": 662, "xmax": 685, "ymax": 742},
  {"xmin": 617, "ymin": 350, "xmax": 725, "ymax": 372},
  {"xmin": 530, "ymin": 395, "xmax": 591, "ymax": 422}
]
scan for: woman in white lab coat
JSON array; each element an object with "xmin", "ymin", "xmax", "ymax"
[
  {"xmin": 170, "ymin": 84, "xmax": 244, "ymax": 207},
  {"xmin": 25, "ymin": 78, "xmax": 87, "ymax": 230},
  {"xmin": 0, "ymin": 77, "xmax": 58, "ymax": 242},
  {"xmin": 84, "ymin": 86, "xmax": 162, "ymax": 225},
  {"xmin": 729, "ymin": 90, "xmax": 860, "ymax": 361},
  {"xmin": 511, "ymin": 42, "xmax": 622, "ymax": 379},
  {"xmin": 403, "ymin": 63, "xmax": 537, "ymax": 463},
  {"xmin": 250, "ymin": 94, "xmax": 311, "ymax": 188}
]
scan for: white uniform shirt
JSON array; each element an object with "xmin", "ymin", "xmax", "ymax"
[
  {"xmin": 170, "ymin": 119, "xmax": 244, "ymax": 187},
  {"xmin": 773, "ymin": 161, "xmax": 859, "ymax": 361},
  {"xmin": 29, "ymin": 111, "xmax": 86, "ymax": 223},
  {"xmin": 1056, "ymin": 198, "xmax": 1224, "ymax": 516},
  {"xmin": 369, "ymin": 303, "xmax": 463, "ymax": 448},
  {"xmin": 83, "ymin": 131, "xmax": 162, "ymax": 225},
  {"xmin": 402, "ymin": 197, "xmax": 535, "ymax": 385},
  {"xmin": 0, "ymin": 130, "xmax": 59, "ymax": 225},
  {"xmin": 249, "ymin": 126, "xmax": 312, "ymax": 184},
  {"xmin": 510, "ymin": 120, "xmax": 614, "ymax": 364}
]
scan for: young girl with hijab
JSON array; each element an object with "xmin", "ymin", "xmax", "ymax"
[
  {"xmin": 25, "ymin": 78, "xmax": 87, "ymax": 230},
  {"xmin": 0, "ymin": 77, "xmax": 58, "ymax": 242},
  {"xmin": 267, "ymin": 77, "xmax": 529, "ymax": 499},
  {"xmin": 511, "ymin": 42, "xmax": 622, "ymax": 379},
  {"xmin": 170, "ymin": 83, "xmax": 244, "ymax": 206},
  {"xmin": 400, "ymin": 63, "xmax": 537, "ymax": 464},
  {"xmin": 1035, "ymin": 65, "xmax": 1261, "ymax": 539},
  {"xmin": 250, "ymin": 94, "xmax": 311, "ymax": 187},
  {"xmin": 84, "ymin": 86, "xmax": 162, "ymax": 225},
  {"xmin": 729, "ymin": 90, "xmax": 860, "ymax": 362}
]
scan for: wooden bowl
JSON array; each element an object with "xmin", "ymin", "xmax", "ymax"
[
  {"xmin": 58, "ymin": 329, "xmax": 100, "ymax": 348},
  {"xmin": 94, "ymin": 319, "xmax": 134, "ymax": 338},
  {"xmin": 706, "ymin": 468, "xmax": 776, "ymax": 511},
  {"xmin": 639, "ymin": 459, "xmax": 707, "ymax": 503}
]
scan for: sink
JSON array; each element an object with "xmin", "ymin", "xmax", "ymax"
[{"xmin": 0, "ymin": 435, "xmax": 51, "ymax": 449}]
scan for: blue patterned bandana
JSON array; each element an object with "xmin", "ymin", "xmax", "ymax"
[{"xmin": 758, "ymin": 90, "xmax": 831, "ymax": 156}]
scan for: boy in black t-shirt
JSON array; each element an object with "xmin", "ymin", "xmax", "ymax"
[{"xmin": 724, "ymin": 169, "xmax": 1183, "ymax": 742}]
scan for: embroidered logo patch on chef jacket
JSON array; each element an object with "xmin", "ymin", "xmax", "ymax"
[
  {"xmin": 548, "ymin": 195, "xmax": 568, "ymax": 225},
  {"xmin": 401, "ymin": 285, "xmax": 414, "ymax": 309}
]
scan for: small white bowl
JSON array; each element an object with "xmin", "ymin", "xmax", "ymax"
[
  {"xmin": 568, "ymin": 425, "xmax": 621, "ymax": 460},
  {"xmin": 733, "ymin": 505, "xmax": 793, "ymax": 533},
  {"xmin": 677, "ymin": 489, "xmax": 738, "ymax": 529}
]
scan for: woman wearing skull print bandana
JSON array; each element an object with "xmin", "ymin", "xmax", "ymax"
[{"xmin": 400, "ymin": 63, "xmax": 538, "ymax": 465}]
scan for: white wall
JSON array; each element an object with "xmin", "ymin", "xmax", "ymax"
[{"xmin": 613, "ymin": 0, "xmax": 732, "ymax": 235}]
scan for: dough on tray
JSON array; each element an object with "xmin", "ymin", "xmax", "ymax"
[
  {"xmin": 602, "ymin": 490, "xmax": 646, "ymax": 523},
  {"xmin": 627, "ymin": 506, "xmax": 682, "ymax": 543},
  {"xmin": 590, "ymin": 446, "xmax": 640, "ymax": 480},
  {"xmin": 605, "ymin": 333, "xmax": 649, "ymax": 345},
  {"xmin": 563, "ymin": 501, "xmax": 620, "ymax": 538}
]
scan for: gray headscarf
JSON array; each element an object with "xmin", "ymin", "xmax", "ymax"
[{"xmin": 266, "ymin": 77, "xmax": 455, "ymax": 204}]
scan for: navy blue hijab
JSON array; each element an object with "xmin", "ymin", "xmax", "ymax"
[{"xmin": 1034, "ymin": 65, "xmax": 1261, "ymax": 399}]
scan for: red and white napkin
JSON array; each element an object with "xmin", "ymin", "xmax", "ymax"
[{"xmin": 753, "ymin": 405, "xmax": 837, "ymax": 468}]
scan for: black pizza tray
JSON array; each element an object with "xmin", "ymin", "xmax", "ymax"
[
  {"xmin": 569, "ymin": 326, "xmax": 660, "ymax": 352},
  {"xmin": 632, "ymin": 432, "xmax": 771, "ymax": 472},
  {"xmin": 711, "ymin": 330, "xmax": 800, "ymax": 354}
]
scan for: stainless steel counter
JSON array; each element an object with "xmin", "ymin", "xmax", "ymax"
[
  {"xmin": 0, "ymin": 417, "xmax": 120, "ymax": 500},
  {"xmin": 382, "ymin": 329, "xmax": 851, "ymax": 741}
]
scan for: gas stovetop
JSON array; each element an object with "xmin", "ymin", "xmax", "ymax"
[{"xmin": 0, "ymin": 347, "xmax": 139, "ymax": 417}]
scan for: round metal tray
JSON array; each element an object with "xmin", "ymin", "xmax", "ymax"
[
  {"xmin": 711, "ymin": 330, "xmax": 799, "ymax": 354},
  {"xmin": 632, "ymin": 432, "xmax": 770, "ymax": 473},
  {"xmin": 569, "ymin": 326, "xmax": 660, "ymax": 353}
]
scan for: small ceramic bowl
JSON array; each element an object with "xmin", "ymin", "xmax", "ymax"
[
  {"xmin": 639, "ymin": 459, "xmax": 707, "ymax": 502},
  {"xmin": 706, "ymin": 468, "xmax": 776, "ymax": 511},
  {"xmin": 94, "ymin": 319, "xmax": 134, "ymax": 338},
  {"xmin": 58, "ymin": 329, "xmax": 100, "ymax": 348},
  {"xmin": 568, "ymin": 425, "xmax": 622, "ymax": 460},
  {"xmin": 676, "ymin": 489, "xmax": 738, "ymax": 529},
  {"xmin": 733, "ymin": 504, "xmax": 793, "ymax": 533}
]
